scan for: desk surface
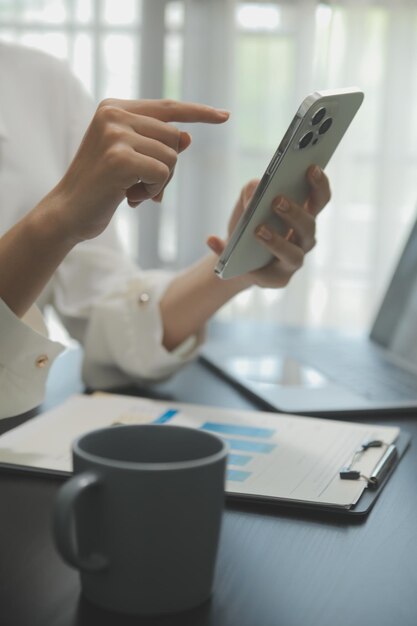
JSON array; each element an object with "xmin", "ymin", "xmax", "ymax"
[{"xmin": 1, "ymin": 323, "xmax": 417, "ymax": 626}]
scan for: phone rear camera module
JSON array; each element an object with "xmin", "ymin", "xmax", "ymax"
[
  {"xmin": 311, "ymin": 107, "xmax": 326, "ymax": 125},
  {"xmin": 298, "ymin": 131, "xmax": 314, "ymax": 149},
  {"xmin": 319, "ymin": 117, "xmax": 333, "ymax": 134}
]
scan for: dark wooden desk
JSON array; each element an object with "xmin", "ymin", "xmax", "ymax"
[{"xmin": 1, "ymin": 324, "xmax": 417, "ymax": 626}]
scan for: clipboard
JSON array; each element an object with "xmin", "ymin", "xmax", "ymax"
[
  {"xmin": 225, "ymin": 429, "xmax": 411, "ymax": 517},
  {"xmin": 0, "ymin": 394, "xmax": 410, "ymax": 518}
]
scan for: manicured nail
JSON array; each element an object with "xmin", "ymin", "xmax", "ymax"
[
  {"xmin": 274, "ymin": 197, "xmax": 289, "ymax": 212},
  {"xmin": 285, "ymin": 228, "xmax": 295, "ymax": 242},
  {"xmin": 256, "ymin": 225, "xmax": 272, "ymax": 241},
  {"xmin": 312, "ymin": 166, "xmax": 322, "ymax": 181}
]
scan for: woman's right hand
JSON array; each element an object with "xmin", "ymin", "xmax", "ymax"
[{"xmin": 50, "ymin": 98, "xmax": 229, "ymax": 243}]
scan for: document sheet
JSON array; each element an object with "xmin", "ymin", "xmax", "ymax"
[{"xmin": 0, "ymin": 394, "xmax": 400, "ymax": 508}]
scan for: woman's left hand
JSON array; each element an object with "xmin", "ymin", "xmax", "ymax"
[{"xmin": 207, "ymin": 164, "xmax": 331, "ymax": 289}]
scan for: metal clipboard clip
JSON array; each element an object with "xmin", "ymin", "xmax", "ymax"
[{"xmin": 339, "ymin": 438, "xmax": 398, "ymax": 490}]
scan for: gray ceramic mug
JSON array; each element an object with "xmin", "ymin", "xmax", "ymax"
[{"xmin": 53, "ymin": 424, "xmax": 228, "ymax": 615}]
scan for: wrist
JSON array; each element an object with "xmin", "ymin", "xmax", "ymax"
[
  {"xmin": 30, "ymin": 185, "xmax": 82, "ymax": 249},
  {"xmin": 0, "ymin": 190, "xmax": 78, "ymax": 318},
  {"xmin": 27, "ymin": 190, "xmax": 80, "ymax": 251},
  {"xmin": 202, "ymin": 253, "xmax": 251, "ymax": 298}
]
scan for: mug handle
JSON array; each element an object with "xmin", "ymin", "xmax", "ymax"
[{"xmin": 53, "ymin": 472, "xmax": 108, "ymax": 572}]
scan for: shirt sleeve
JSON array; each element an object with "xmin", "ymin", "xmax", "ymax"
[
  {"xmin": 49, "ymin": 243, "xmax": 205, "ymax": 390},
  {"xmin": 0, "ymin": 299, "xmax": 64, "ymax": 419}
]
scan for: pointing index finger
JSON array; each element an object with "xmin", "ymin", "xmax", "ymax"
[{"xmin": 108, "ymin": 98, "xmax": 230, "ymax": 124}]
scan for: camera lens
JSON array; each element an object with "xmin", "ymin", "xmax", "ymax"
[
  {"xmin": 319, "ymin": 117, "xmax": 333, "ymax": 134},
  {"xmin": 298, "ymin": 131, "xmax": 314, "ymax": 149},
  {"xmin": 311, "ymin": 107, "xmax": 326, "ymax": 125}
]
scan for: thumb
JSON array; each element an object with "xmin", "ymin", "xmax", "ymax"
[
  {"xmin": 125, "ymin": 182, "xmax": 152, "ymax": 206},
  {"xmin": 178, "ymin": 131, "xmax": 192, "ymax": 153},
  {"xmin": 207, "ymin": 235, "xmax": 226, "ymax": 256}
]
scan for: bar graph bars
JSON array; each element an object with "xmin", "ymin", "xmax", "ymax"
[
  {"xmin": 201, "ymin": 422, "xmax": 275, "ymax": 439},
  {"xmin": 152, "ymin": 409, "xmax": 178, "ymax": 424},
  {"xmin": 151, "ymin": 410, "xmax": 277, "ymax": 484},
  {"xmin": 201, "ymin": 421, "xmax": 277, "ymax": 483}
]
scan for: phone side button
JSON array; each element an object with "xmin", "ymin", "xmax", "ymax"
[{"xmin": 266, "ymin": 152, "xmax": 282, "ymax": 175}]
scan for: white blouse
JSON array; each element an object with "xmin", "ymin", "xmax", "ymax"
[{"xmin": 0, "ymin": 42, "xmax": 202, "ymax": 419}]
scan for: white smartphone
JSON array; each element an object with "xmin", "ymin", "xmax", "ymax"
[{"xmin": 215, "ymin": 87, "xmax": 364, "ymax": 280}]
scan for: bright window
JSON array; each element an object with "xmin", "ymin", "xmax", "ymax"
[{"xmin": 1, "ymin": 0, "xmax": 417, "ymax": 332}]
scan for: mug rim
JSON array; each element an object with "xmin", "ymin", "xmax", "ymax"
[{"xmin": 73, "ymin": 424, "xmax": 229, "ymax": 471}]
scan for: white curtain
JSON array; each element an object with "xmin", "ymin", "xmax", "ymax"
[
  {"xmin": 163, "ymin": 0, "xmax": 417, "ymax": 332},
  {"xmin": 1, "ymin": 0, "xmax": 417, "ymax": 333}
]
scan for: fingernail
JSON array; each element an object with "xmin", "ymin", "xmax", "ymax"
[
  {"xmin": 217, "ymin": 109, "xmax": 230, "ymax": 117},
  {"xmin": 312, "ymin": 166, "xmax": 322, "ymax": 181},
  {"xmin": 207, "ymin": 238, "xmax": 221, "ymax": 255},
  {"xmin": 285, "ymin": 228, "xmax": 295, "ymax": 242},
  {"xmin": 274, "ymin": 197, "xmax": 289, "ymax": 212},
  {"xmin": 256, "ymin": 225, "xmax": 272, "ymax": 241}
]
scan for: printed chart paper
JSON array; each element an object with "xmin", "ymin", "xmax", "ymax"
[{"xmin": 0, "ymin": 394, "xmax": 400, "ymax": 508}]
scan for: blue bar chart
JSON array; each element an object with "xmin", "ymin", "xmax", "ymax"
[
  {"xmin": 152, "ymin": 409, "xmax": 179, "ymax": 424},
  {"xmin": 151, "ymin": 410, "xmax": 278, "ymax": 483},
  {"xmin": 201, "ymin": 422, "xmax": 275, "ymax": 439},
  {"xmin": 201, "ymin": 421, "xmax": 277, "ymax": 483}
]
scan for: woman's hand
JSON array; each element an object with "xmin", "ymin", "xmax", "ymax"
[
  {"xmin": 207, "ymin": 165, "xmax": 331, "ymax": 289},
  {"xmin": 1, "ymin": 98, "xmax": 228, "ymax": 319},
  {"xmin": 51, "ymin": 98, "xmax": 229, "ymax": 244}
]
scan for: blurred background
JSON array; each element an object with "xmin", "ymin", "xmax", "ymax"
[{"xmin": 1, "ymin": 0, "xmax": 417, "ymax": 333}]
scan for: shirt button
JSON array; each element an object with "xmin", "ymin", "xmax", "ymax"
[
  {"xmin": 138, "ymin": 292, "xmax": 150, "ymax": 305},
  {"xmin": 35, "ymin": 354, "xmax": 49, "ymax": 368}
]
